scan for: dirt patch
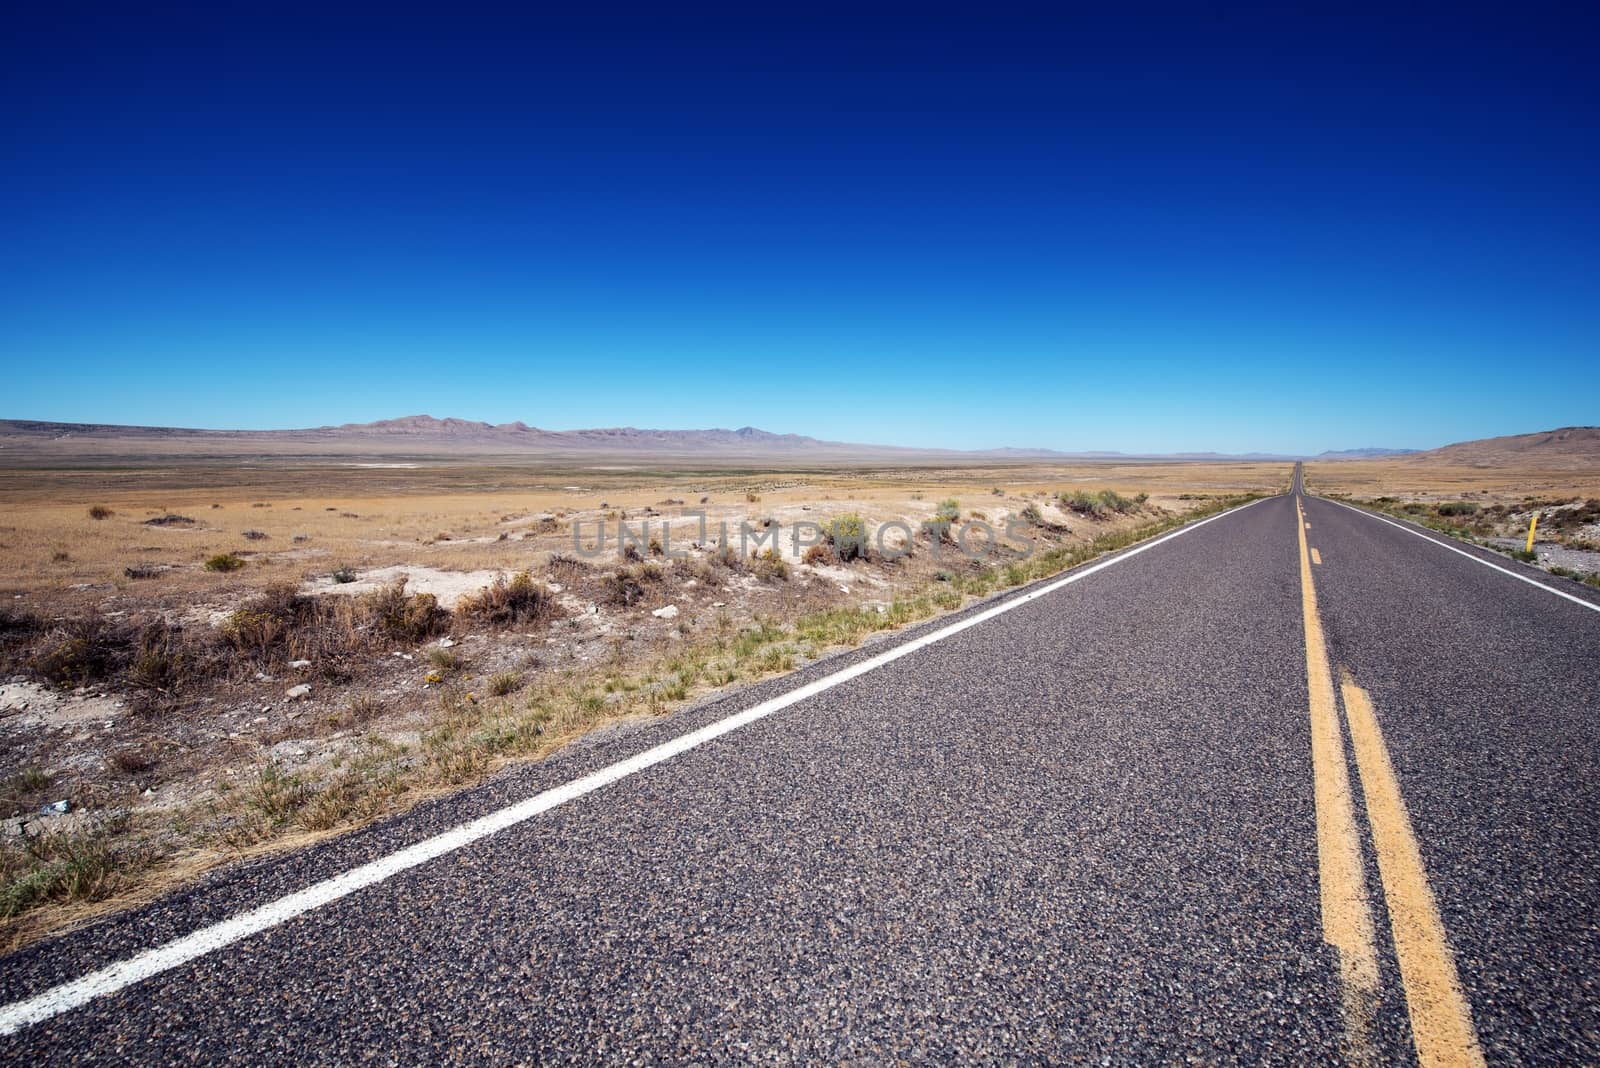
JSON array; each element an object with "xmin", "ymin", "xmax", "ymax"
[
  {"xmin": 1, "ymin": 681, "xmax": 126, "ymax": 730},
  {"xmin": 302, "ymin": 565, "xmax": 506, "ymax": 610}
]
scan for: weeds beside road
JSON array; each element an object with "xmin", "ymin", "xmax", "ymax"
[
  {"xmin": 0, "ymin": 491, "xmax": 1258, "ymax": 950},
  {"xmin": 1319, "ymin": 493, "xmax": 1600, "ymax": 588}
]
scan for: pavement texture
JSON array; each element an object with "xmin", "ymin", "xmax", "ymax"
[
  {"xmin": 1306, "ymin": 495, "xmax": 1600, "ymax": 1064},
  {"xmin": 1, "ymin": 481, "xmax": 1595, "ymax": 1064}
]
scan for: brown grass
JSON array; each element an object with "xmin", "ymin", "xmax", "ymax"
[
  {"xmin": 1305, "ymin": 459, "xmax": 1600, "ymax": 501},
  {"xmin": 456, "ymin": 571, "xmax": 561, "ymax": 626},
  {"xmin": 0, "ymin": 454, "xmax": 1298, "ymax": 950}
]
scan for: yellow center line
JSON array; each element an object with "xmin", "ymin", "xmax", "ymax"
[
  {"xmin": 1296, "ymin": 497, "xmax": 1380, "ymax": 1044},
  {"xmin": 1340, "ymin": 676, "xmax": 1486, "ymax": 1068},
  {"xmin": 1312, "ymin": 547, "xmax": 1323, "ymax": 566}
]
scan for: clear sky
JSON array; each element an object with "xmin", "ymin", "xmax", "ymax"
[{"xmin": 3, "ymin": 8, "xmax": 1596, "ymax": 454}]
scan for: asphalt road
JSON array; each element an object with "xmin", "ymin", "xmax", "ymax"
[{"xmin": 2, "ymin": 470, "xmax": 1596, "ymax": 1064}]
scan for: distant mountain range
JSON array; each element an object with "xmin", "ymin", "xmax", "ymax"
[
  {"xmin": 1312, "ymin": 447, "xmax": 1419, "ymax": 460},
  {"xmin": 0, "ymin": 416, "xmax": 1069, "ymax": 462},
  {"xmin": 1400, "ymin": 426, "xmax": 1600, "ymax": 469},
  {"xmin": 2, "ymin": 415, "xmax": 1589, "ymax": 467}
]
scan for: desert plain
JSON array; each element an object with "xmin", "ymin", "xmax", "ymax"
[{"xmin": 1, "ymin": 423, "xmax": 1596, "ymax": 951}]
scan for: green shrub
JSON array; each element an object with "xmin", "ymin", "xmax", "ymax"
[
  {"xmin": 1059, "ymin": 490, "xmax": 1102, "ymax": 516},
  {"xmin": 826, "ymin": 514, "xmax": 869, "ymax": 562},
  {"xmin": 0, "ymin": 816, "xmax": 140, "ymax": 918},
  {"xmin": 204, "ymin": 553, "xmax": 246, "ymax": 573},
  {"xmin": 1435, "ymin": 501, "xmax": 1479, "ymax": 517},
  {"xmin": 249, "ymin": 764, "xmax": 308, "ymax": 825},
  {"xmin": 921, "ymin": 499, "xmax": 961, "ymax": 543},
  {"xmin": 751, "ymin": 548, "xmax": 789, "ymax": 581},
  {"xmin": 426, "ymin": 647, "xmax": 465, "ymax": 673},
  {"xmin": 87, "ymin": 505, "xmax": 114, "ymax": 520},
  {"xmin": 487, "ymin": 672, "xmax": 522, "ymax": 696},
  {"xmin": 1097, "ymin": 489, "xmax": 1136, "ymax": 513}
]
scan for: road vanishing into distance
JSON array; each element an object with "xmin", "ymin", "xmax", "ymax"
[{"xmin": 2, "ymin": 466, "xmax": 1596, "ymax": 1064}]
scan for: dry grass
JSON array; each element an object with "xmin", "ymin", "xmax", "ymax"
[
  {"xmin": 1305, "ymin": 458, "xmax": 1600, "ymax": 501},
  {"xmin": 0, "ymin": 453, "xmax": 1293, "ymax": 949},
  {"xmin": 0, "ymin": 458, "xmax": 1286, "ymax": 606},
  {"xmin": 456, "ymin": 571, "xmax": 561, "ymax": 626}
]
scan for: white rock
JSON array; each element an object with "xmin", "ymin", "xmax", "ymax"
[
  {"xmin": 838, "ymin": 585, "xmax": 851, "ymax": 594},
  {"xmin": 711, "ymin": 601, "xmax": 727, "ymax": 608},
  {"xmin": 288, "ymin": 659, "xmax": 311, "ymax": 669},
  {"xmin": 437, "ymin": 637, "xmax": 456, "ymax": 648},
  {"xmin": 651, "ymin": 605, "xmax": 680, "ymax": 619},
  {"xmin": 284, "ymin": 684, "xmax": 311, "ymax": 700}
]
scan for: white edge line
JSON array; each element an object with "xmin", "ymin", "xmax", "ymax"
[
  {"xmin": 0, "ymin": 497, "xmax": 1265, "ymax": 1036},
  {"xmin": 1320, "ymin": 497, "xmax": 1600, "ymax": 614}
]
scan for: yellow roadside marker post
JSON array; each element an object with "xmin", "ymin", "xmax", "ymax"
[{"xmin": 1525, "ymin": 512, "xmax": 1540, "ymax": 554}]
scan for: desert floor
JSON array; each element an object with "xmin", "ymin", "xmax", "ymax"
[{"xmin": 0, "ymin": 457, "xmax": 1284, "ymax": 947}]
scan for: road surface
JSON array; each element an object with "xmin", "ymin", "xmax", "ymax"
[{"xmin": 2, "ymin": 467, "xmax": 1596, "ymax": 1064}]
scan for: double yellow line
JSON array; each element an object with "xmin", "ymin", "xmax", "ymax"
[{"xmin": 1296, "ymin": 496, "xmax": 1485, "ymax": 1068}]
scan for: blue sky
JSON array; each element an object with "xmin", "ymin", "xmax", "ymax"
[{"xmin": 3, "ymin": 8, "xmax": 1596, "ymax": 454}]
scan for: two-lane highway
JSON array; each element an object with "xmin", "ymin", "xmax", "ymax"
[
  {"xmin": 1301, "ymin": 485, "xmax": 1600, "ymax": 1064},
  {"xmin": 1, "ymin": 473, "xmax": 1595, "ymax": 1064}
]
